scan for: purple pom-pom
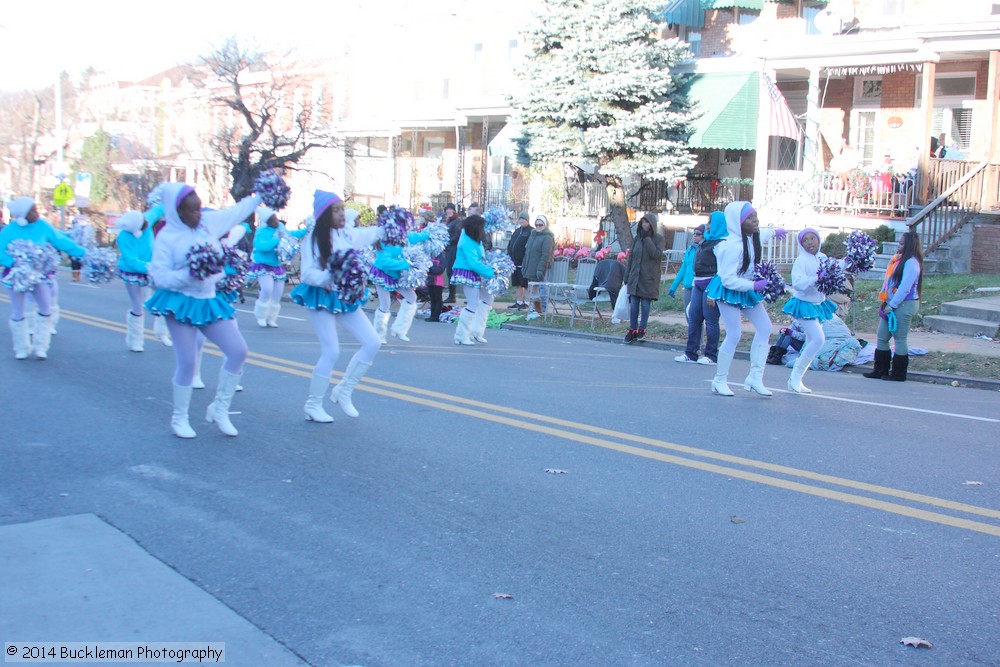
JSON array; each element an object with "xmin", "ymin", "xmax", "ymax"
[
  {"xmin": 185, "ymin": 243, "xmax": 225, "ymax": 280},
  {"xmin": 483, "ymin": 249, "xmax": 516, "ymax": 296},
  {"xmin": 327, "ymin": 249, "xmax": 368, "ymax": 304},
  {"xmin": 378, "ymin": 205, "xmax": 412, "ymax": 246},
  {"xmin": 843, "ymin": 230, "xmax": 878, "ymax": 273},
  {"xmin": 815, "ymin": 257, "xmax": 847, "ymax": 296},
  {"xmin": 253, "ymin": 169, "xmax": 291, "ymax": 210},
  {"xmin": 752, "ymin": 260, "xmax": 786, "ymax": 303}
]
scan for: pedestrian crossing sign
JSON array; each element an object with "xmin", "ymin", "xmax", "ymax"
[{"xmin": 54, "ymin": 183, "xmax": 74, "ymax": 206}]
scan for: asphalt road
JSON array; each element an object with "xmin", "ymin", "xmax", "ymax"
[{"xmin": 2, "ymin": 276, "xmax": 999, "ymax": 666}]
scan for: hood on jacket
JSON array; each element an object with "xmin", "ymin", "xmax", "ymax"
[
  {"xmin": 257, "ymin": 205, "xmax": 276, "ymax": 226},
  {"xmin": 705, "ymin": 211, "xmax": 728, "ymax": 241},
  {"xmin": 797, "ymin": 227, "xmax": 820, "ymax": 255},
  {"xmin": 723, "ymin": 201, "xmax": 755, "ymax": 239},
  {"xmin": 8, "ymin": 196, "xmax": 34, "ymax": 226},
  {"xmin": 161, "ymin": 183, "xmax": 197, "ymax": 231},
  {"xmin": 115, "ymin": 210, "xmax": 145, "ymax": 238}
]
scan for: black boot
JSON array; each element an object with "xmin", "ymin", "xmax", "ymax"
[
  {"xmin": 624, "ymin": 329, "xmax": 636, "ymax": 343},
  {"xmin": 863, "ymin": 348, "xmax": 891, "ymax": 379},
  {"xmin": 882, "ymin": 354, "xmax": 909, "ymax": 382},
  {"xmin": 766, "ymin": 345, "xmax": 787, "ymax": 365}
]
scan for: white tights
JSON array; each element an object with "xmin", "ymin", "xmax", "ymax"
[
  {"xmin": 718, "ymin": 302, "xmax": 771, "ymax": 355},
  {"xmin": 375, "ymin": 285, "xmax": 416, "ymax": 313},
  {"xmin": 166, "ymin": 317, "xmax": 247, "ymax": 386},
  {"xmin": 8, "ymin": 283, "xmax": 52, "ymax": 319},
  {"xmin": 257, "ymin": 273, "xmax": 284, "ymax": 306},
  {"xmin": 462, "ymin": 285, "xmax": 495, "ymax": 316},
  {"xmin": 796, "ymin": 318, "xmax": 825, "ymax": 367},
  {"xmin": 307, "ymin": 308, "xmax": 381, "ymax": 377},
  {"xmin": 125, "ymin": 282, "xmax": 145, "ymax": 314}
]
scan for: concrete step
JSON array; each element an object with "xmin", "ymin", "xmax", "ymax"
[
  {"xmin": 941, "ymin": 297, "xmax": 1000, "ymax": 323},
  {"xmin": 922, "ymin": 315, "xmax": 1000, "ymax": 337}
]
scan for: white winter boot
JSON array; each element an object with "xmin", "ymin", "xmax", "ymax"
[
  {"xmin": 171, "ymin": 383, "xmax": 197, "ymax": 438},
  {"xmin": 50, "ymin": 304, "xmax": 60, "ymax": 335},
  {"xmin": 711, "ymin": 349, "xmax": 736, "ymax": 396},
  {"xmin": 153, "ymin": 316, "xmax": 173, "ymax": 346},
  {"xmin": 205, "ymin": 369, "xmax": 243, "ymax": 436},
  {"xmin": 254, "ymin": 300, "xmax": 269, "ymax": 328},
  {"xmin": 25, "ymin": 306, "xmax": 37, "ymax": 339},
  {"xmin": 390, "ymin": 300, "xmax": 418, "ymax": 342},
  {"xmin": 373, "ymin": 309, "xmax": 390, "ymax": 344},
  {"xmin": 10, "ymin": 319, "xmax": 30, "ymax": 360},
  {"xmin": 330, "ymin": 356, "xmax": 372, "ymax": 418},
  {"xmin": 743, "ymin": 342, "xmax": 773, "ymax": 396},
  {"xmin": 471, "ymin": 302, "xmax": 491, "ymax": 344},
  {"xmin": 453, "ymin": 308, "xmax": 476, "ymax": 345},
  {"xmin": 126, "ymin": 311, "xmax": 145, "ymax": 352},
  {"xmin": 787, "ymin": 353, "xmax": 814, "ymax": 394},
  {"xmin": 266, "ymin": 301, "xmax": 281, "ymax": 328},
  {"xmin": 304, "ymin": 373, "xmax": 335, "ymax": 423},
  {"xmin": 33, "ymin": 315, "xmax": 54, "ymax": 359}
]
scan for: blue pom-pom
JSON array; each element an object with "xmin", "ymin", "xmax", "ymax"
[
  {"xmin": 83, "ymin": 247, "xmax": 118, "ymax": 284},
  {"xmin": 253, "ymin": 169, "xmax": 291, "ymax": 210},
  {"xmin": 753, "ymin": 260, "xmax": 786, "ymax": 303},
  {"xmin": 420, "ymin": 222, "xmax": 449, "ymax": 257},
  {"xmin": 483, "ymin": 206, "xmax": 514, "ymax": 234},
  {"xmin": 398, "ymin": 246, "xmax": 432, "ymax": 290}
]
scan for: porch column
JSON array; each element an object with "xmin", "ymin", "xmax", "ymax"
[
  {"xmin": 751, "ymin": 70, "xmax": 771, "ymax": 208},
  {"xmin": 803, "ymin": 67, "xmax": 821, "ymax": 178},
  {"xmin": 986, "ymin": 50, "xmax": 1000, "ymax": 208},
  {"xmin": 918, "ymin": 61, "xmax": 937, "ymax": 204}
]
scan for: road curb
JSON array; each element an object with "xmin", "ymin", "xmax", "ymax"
[{"xmin": 502, "ymin": 324, "xmax": 1000, "ymax": 392}]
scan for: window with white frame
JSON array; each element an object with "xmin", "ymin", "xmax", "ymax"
[
  {"xmin": 928, "ymin": 72, "xmax": 976, "ymax": 153},
  {"xmin": 851, "ymin": 110, "xmax": 878, "ymax": 167},
  {"xmin": 853, "ymin": 76, "xmax": 883, "ymax": 108}
]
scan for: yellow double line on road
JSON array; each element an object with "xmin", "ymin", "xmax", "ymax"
[{"xmin": 26, "ymin": 304, "xmax": 1000, "ymax": 537}]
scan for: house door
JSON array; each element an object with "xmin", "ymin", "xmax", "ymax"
[{"xmin": 851, "ymin": 110, "xmax": 877, "ymax": 168}]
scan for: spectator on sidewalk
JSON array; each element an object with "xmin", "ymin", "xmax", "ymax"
[
  {"xmin": 668, "ymin": 223, "xmax": 704, "ymax": 320},
  {"xmin": 865, "ymin": 230, "xmax": 923, "ymax": 382},
  {"xmin": 506, "ymin": 212, "xmax": 532, "ymax": 310},
  {"xmin": 624, "ymin": 213, "xmax": 665, "ymax": 343},
  {"xmin": 522, "ymin": 215, "xmax": 556, "ymax": 321},
  {"xmin": 675, "ymin": 212, "xmax": 724, "ymax": 364},
  {"xmin": 443, "ymin": 203, "xmax": 461, "ymax": 304}
]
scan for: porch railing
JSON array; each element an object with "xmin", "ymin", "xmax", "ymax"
[
  {"xmin": 813, "ymin": 171, "xmax": 914, "ymax": 218},
  {"xmin": 633, "ymin": 177, "xmax": 753, "ymax": 214},
  {"xmin": 908, "ymin": 160, "xmax": 990, "ymax": 254}
]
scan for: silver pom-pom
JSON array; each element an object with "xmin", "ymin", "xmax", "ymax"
[
  {"xmin": 397, "ymin": 246, "xmax": 432, "ymax": 290},
  {"xmin": 83, "ymin": 247, "xmax": 118, "ymax": 284},
  {"xmin": 483, "ymin": 206, "xmax": 515, "ymax": 234},
  {"xmin": 5, "ymin": 240, "xmax": 49, "ymax": 292},
  {"xmin": 146, "ymin": 182, "xmax": 168, "ymax": 206},
  {"xmin": 483, "ymin": 249, "xmax": 516, "ymax": 296},
  {"xmin": 420, "ymin": 222, "xmax": 449, "ymax": 258},
  {"xmin": 276, "ymin": 233, "xmax": 299, "ymax": 264}
]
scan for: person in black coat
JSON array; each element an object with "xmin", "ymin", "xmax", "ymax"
[
  {"xmin": 623, "ymin": 213, "xmax": 665, "ymax": 342},
  {"xmin": 443, "ymin": 202, "xmax": 461, "ymax": 303},
  {"xmin": 506, "ymin": 212, "xmax": 532, "ymax": 310}
]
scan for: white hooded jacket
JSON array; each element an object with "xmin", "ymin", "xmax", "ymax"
[
  {"xmin": 299, "ymin": 210, "xmax": 382, "ymax": 289},
  {"xmin": 789, "ymin": 232, "xmax": 827, "ymax": 305},
  {"xmin": 713, "ymin": 201, "xmax": 776, "ymax": 293},
  {"xmin": 148, "ymin": 183, "xmax": 260, "ymax": 298}
]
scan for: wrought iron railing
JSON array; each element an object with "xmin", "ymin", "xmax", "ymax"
[{"xmin": 633, "ymin": 177, "xmax": 753, "ymax": 213}]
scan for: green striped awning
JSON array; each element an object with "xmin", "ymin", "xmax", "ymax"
[
  {"xmin": 683, "ymin": 72, "xmax": 759, "ymax": 151},
  {"xmin": 658, "ymin": 0, "xmax": 704, "ymax": 27},
  {"xmin": 701, "ymin": 0, "xmax": 764, "ymax": 9}
]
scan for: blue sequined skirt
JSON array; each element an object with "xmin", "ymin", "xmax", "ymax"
[
  {"xmin": 144, "ymin": 289, "xmax": 235, "ymax": 326},
  {"xmin": 290, "ymin": 283, "xmax": 365, "ymax": 314},
  {"xmin": 248, "ymin": 263, "xmax": 288, "ymax": 281},
  {"xmin": 782, "ymin": 297, "xmax": 838, "ymax": 321},
  {"xmin": 450, "ymin": 268, "xmax": 482, "ymax": 288},
  {"xmin": 119, "ymin": 270, "xmax": 150, "ymax": 287},
  {"xmin": 369, "ymin": 266, "xmax": 400, "ymax": 289},
  {"xmin": 705, "ymin": 276, "xmax": 761, "ymax": 309}
]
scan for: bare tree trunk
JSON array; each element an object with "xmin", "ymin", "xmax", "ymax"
[{"xmin": 605, "ymin": 174, "xmax": 632, "ymax": 250}]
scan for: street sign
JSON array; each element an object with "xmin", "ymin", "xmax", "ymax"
[{"xmin": 53, "ymin": 183, "xmax": 74, "ymax": 207}]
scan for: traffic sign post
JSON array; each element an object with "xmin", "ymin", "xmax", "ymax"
[{"xmin": 53, "ymin": 183, "xmax": 74, "ymax": 207}]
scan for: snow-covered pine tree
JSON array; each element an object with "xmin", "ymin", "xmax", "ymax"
[{"xmin": 509, "ymin": 0, "xmax": 696, "ymax": 249}]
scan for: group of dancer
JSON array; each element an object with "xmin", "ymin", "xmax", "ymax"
[
  {"xmin": 678, "ymin": 200, "xmax": 922, "ymax": 395},
  {"xmin": 3, "ymin": 188, "xmax": 924, "ymax": 437}
]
